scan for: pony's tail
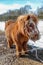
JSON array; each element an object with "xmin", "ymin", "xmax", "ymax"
[{"xmin": 5, "ymin": 20, "xmax": 14, "ymax": 29}]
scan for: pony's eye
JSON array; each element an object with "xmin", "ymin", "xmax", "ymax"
[
  {"xmin": 29, "ymin": 23, "xmax": 33, "ymax": 27},
  {"xmin": 29, "ymin": 23, "xmax": 34, "ymax": 29}
]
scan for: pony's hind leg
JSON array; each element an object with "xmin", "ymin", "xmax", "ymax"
[{"xmin": 7, "ymin": 38, "xmax": 13, "ymax": 48}]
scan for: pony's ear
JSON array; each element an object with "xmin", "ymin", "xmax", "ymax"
[
  {"xmin": 27, "ymin": 15, "xmax": 30, "ymax": 20},
  {"xmin": 31, "ymin": 14, "xmax": 38, "ymax": 24}
]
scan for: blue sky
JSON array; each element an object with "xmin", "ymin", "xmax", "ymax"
[
  {"xmin": 0, "ymin": 0, "xmax": 43, "ymax": 14},
  {"xmin": 0, "ymin": 0, "xmax": 43, "ymax": 5}
]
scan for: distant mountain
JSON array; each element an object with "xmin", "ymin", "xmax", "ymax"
[
  {"xmin": 0, "ymin": 5, "xmax": 32, "ymax": 21},
  {"xmin": 36, "ymin": 6, "xmax": 43, "ymax": 19},
  {"xmin": 1, "ymin": 5, "xmax": 32, "ymax": 16},
  {"xmin": 39, "ymin": 7, "xmax": 43, "ymax": 11},
  {"xmin": 1, "ymin": 4, "xmax": 43, "ymax": 21},
  {"xmin": 20, "ymin": 5, "xmax": 32, "ymax": 14},
  {"xmin": 37, "ymin": 7, "xmax": 43, "ymax": 14}
]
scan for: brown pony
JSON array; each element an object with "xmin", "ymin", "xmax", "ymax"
[{"xmin": 5, "ymin": 14, "xmax": 39, "ymax": 57}]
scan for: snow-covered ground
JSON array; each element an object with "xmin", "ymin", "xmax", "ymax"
[
  {"xmin": 0, "ymin": 21, "xmax": 5, "ymax": 31},
  {"xmin": 0, "ymin": 20, "xmax": 43, "ymax": 48}
]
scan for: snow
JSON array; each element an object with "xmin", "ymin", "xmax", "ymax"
[{"xmin": 0, "ymin": 22, "xmax": 5, "ymax": 31}]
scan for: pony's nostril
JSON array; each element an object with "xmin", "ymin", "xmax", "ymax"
[
  {"xmin": 38, "ymin": 34, "xmax": 40, "ymax": 40},
  {"xmin": 35, "ymin": 33, "xmax": 40, "ymax": 40},
  {"xmin": 35, "ymin": 33, "xmax": 37, "ymax": 36},
  {"xmin": 34, "ymin": 33, "xmax": 37, "ymax": 37}
]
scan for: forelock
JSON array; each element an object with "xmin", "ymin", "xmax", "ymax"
[
  {"xmin": 31, "ymin": 14, "xmax": 38, "ymax": 24},
  {"xmin": 29, "ymin": 18, "xmax": 36, "ymax": 26}
]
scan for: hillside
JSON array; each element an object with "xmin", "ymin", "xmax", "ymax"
[
  {"xmin": 37, "ymin": 7, "xmax": 43, "ymax": 19},
  {"xmin": 0, "ymin": 5, "xmax": 43, "ymax": 21},
  {"xmin": 0, "ymin": 5, "xmax": 32, "ymax": 21}
]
